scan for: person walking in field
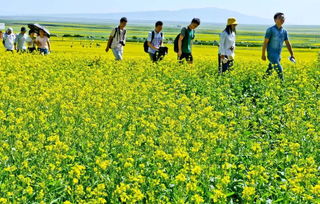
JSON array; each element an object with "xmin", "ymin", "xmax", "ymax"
[
  {"xmin": 175, "ymin": 18, "xmax": 201, "ymax": 64},
  {"xmin": 36, "ymin": 29, "xmax": 51, "ymax": 55},
  {"xmin": 15, "ymin": 27, "xmax": 28, "ymax": 53},
  {"xmin": 106, "ymin": 17, "xmax": 128, "ymax": 61},
  {"xmin": 146, "ymin": 21, "xmax": 166, "ymax": 62},
  {"xmin": 218, "ymin": 18, "xmax": 238, "ymax": 73},
  {"xmin": 26, "ymin": 30, "xmax": 37, "ymax": 53},
  {"xmin": 262, "ymin": 12, "xmax": 295, "ymax": 80},
  {"xmin": 3, "ymin": 28, "xmax": 16, "ymax": 52}
]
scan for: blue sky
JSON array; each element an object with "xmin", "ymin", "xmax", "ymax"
[{"xmin": 1, "ymin": 0, "xmax": 319, "ymax": 25}]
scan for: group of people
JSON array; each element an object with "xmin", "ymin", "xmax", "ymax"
[
  {"xmin": 105, "ymin": 12, "xmax": 295, "ymax": 80},
  {"xmin": 1, "ymin": 12, "xmax": 295, "ymax": 80},
  {"xmin": 0, "ymin": 27, "xmax": 51, "ymax": 55}
]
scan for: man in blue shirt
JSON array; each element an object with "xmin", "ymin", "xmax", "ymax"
[{"xmin": 262, "ymin": 12, "xmax": 295, "ymax": 80}]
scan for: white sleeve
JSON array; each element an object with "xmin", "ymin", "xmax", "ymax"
[
  {"xmin": 110, "ymin": 29, "xmax": 115, "ymax": 38},
  {"xmin": 233, "ymin": 35, "xmax": 236, "ymax": 48},
  {"xmin": 147, "ymin": 32, "xmax": 152, "ymax": 42},
  {"xmin": 219, "ymin": 32, "xmax": 227, "ymax": 55}
]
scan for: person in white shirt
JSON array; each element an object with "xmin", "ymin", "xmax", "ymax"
[
  {"xmin": 218, "ymin": 18, "xmax": 238, "ymax": 73},
  {"xmin": 3, "ymin": 28, "xmax": 16, "ymax": 52},
  {"xmin": 15, "ymin": 27, "xmax": 28, "ymax": 53},
  {"xmin": 105, "ymin": 17, "xmax": 128, "ymax": 61},
  {"xmin": 147, "ymin": 21, "xmax": 165, "ymax": 62}
]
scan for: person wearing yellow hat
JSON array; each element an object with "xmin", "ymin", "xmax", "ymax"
[{"xmin": 218, "ymin": 17, "xmax": 238, "ymax": 73}]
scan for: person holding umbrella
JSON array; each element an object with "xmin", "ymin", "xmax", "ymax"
[
  {"xmin": 35, "ymin": 29, "xmax": 51, "ymax": 55},
  {"xmin": 28, "ymin": 24, "xmax": 51, "ymax": 55}
]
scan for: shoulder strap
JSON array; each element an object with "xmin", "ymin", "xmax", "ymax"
[
  {"xmin": 122, "ymin": 29, "xmax": 126, "ymax": 41},
  {"xmin": 151, "ymin": 31, "xmax": 155, "ymax": 42},
  {"xmin": 184, "ymin": 27, "xmax": 190, "ymax": 40},
  {"xmin": 160, "ymin": 32, "xmax": 163, "ymax": 45},
  {"xmin": 113, "ymin": 27, "xmax": 118, "ymax": 38}
]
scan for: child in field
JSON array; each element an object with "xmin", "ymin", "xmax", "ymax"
[
  {"xmin": 36, "ymin": 29, "xmax": 51, "ymax": 55},
  {"xmin": 15, "ymin": 27, "xmax": 28, "ymax": 53},
  {"xmin": 106, "ymin": 17, "xmax": 127, "ymax": 61},
  {"xmin": 218, "ymin": 18, "xmax": 238, "ymax": 73},
  {"xmin": 262, "ymin": 12, "xmax": 295, "ymax": 80},
  {"xmin": 177, "ymin": 18, "xmax": 200, "ymax": 64}
]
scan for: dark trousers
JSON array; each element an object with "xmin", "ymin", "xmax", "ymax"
[
  {"xmin": 28, "ymin": 47, "xmax": 36, "ymax": 53},
  {"xmin": 149, "ymin": 52, "xmax": 165, "ymax": 62},
  {"xmin": 218, "ymin": 54, "xmax": 234, "ymax": 73}
]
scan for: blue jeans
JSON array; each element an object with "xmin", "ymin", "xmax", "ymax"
[
  {"xmin": 39, "ymin": 48, "xmax": 49, "ymax": 55},
  {"xmin": 266, "ymin": 57, "xmax": 284, "ymax": 80},
  {"xmin": 112, "ymin": 48, "xmax": 123, "ymax": 61}
]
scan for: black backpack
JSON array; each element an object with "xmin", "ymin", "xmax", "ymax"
[
  {"xmin": 174, "ymin": 27, "xmax": 191, "ymax": 53},
  {"xmin": 144, "ymin": 31, "xmax": 163, "ymax": 53}
]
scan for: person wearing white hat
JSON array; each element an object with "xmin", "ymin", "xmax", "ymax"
[
  {"xmin": 218, "ymin": 18, "xmax": 238, "ymax": 73},
  {"xmin": 3, "ymin": 27, "xmax": 16, "ymax": 52}
]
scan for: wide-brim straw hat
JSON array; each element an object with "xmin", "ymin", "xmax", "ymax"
[{"xmin": 227, "ymin": 18, "xmax": 238, "ymax": 26}]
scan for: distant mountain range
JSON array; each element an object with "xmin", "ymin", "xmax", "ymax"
[{"xmin": 0, "ymin": 7, "xmax": 272, "ymax": 25}]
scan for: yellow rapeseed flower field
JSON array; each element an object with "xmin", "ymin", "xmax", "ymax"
[{"xmin": 0, "ymin": 40, "xmax": 319, "ymax": 203}]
